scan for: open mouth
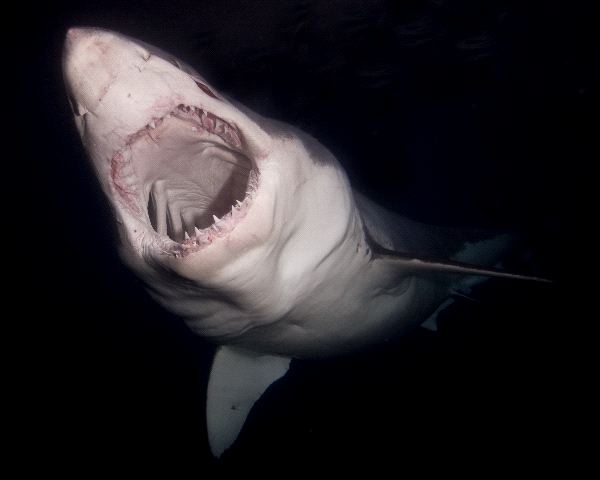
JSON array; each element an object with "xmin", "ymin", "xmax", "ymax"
[{"xmin": 110, "ymin": 104, "xmax": 258, "ymax": 255}]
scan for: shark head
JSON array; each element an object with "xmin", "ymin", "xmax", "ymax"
[{"xmin": 63, "ymin": 27, "xmax": 369, "ymax": 351}]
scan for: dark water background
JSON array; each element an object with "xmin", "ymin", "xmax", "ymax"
[{"xmin": 13, "ymin": 0, "xmax": 589, "ymax": 475}]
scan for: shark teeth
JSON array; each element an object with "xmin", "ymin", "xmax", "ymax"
[
  {"xmin": 231, "ymin": 205, "xmax": 241, "ymax": 221},
  {"xmin": 136, "ymin": 105, "xmax": 241, "ymax": 150},
  {"xmin": 174, "ymin": 104, "xmax": 242, "ymax": 149},
  {"xmin": 111, "ymin": 104, "xmax": 254, "ymax": 254},
  {"xmin": 176, "ymin": 188, "xmax": 256, "ymax": 250},
  {"xmin": 140, "ymin": 102, "xmax": 242, "ymax": 148}
]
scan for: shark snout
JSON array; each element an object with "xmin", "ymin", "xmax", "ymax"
[
  {"xmin": 63, "ymin": 27, "xmax": 152, "ymax": 118},
  {"xmin": 63, "ymin": 27, "xmax": 113, "ymax": 116}
]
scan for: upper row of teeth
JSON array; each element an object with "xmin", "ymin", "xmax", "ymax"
[{"xmin": 143, "ymin": 105, "xmax": 241, "ymax": 148}]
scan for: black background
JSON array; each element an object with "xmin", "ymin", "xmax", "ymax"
[{"xmin": 13, "ymin": 0, "xmax": 590, "ymax": 475}]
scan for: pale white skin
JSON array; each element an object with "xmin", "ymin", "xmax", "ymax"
[
  {"xmin": 64, "ymin": 29, "xmax": 454, "ymax": 356},
  {"xmin": 64, "ymin": 28, "xmax": 546, "ymax": 456},
  {"xmin": 62, "ymin": 27, "xmax": 508, "ymax": 359}
]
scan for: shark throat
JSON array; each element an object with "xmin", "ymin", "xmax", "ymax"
[{"xmin": 110, "ymin": 104, "xmax": 259, "ymax": 255}]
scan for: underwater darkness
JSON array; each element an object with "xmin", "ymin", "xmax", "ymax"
[{"xmin": 13, "ymin": 0, "xmax": 589, "ymax": 475}]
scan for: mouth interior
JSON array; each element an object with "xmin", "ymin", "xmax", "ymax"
[{"xmin": 120, "ymin": 105, "xmax": 256, "ymax": 246}]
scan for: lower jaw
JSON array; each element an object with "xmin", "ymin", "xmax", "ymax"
[
  {"xmin": 117, "ymin": 170, "xmax": 259, "ymax": 258},
  {"xmin": 166, "ymin": 169, "xmax": 260, "ymax": 257}
]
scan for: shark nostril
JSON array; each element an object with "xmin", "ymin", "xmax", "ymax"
[{"xmin": 195, "ymin": 81, "xmax": 218, "ymax": 99}]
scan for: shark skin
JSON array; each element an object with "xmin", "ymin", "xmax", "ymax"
[{"xmin": 62, "ymin": 27, "xmax": 547, "ymax": 457}]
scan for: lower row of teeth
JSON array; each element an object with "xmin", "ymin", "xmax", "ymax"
[
  {"xmin": 182, "ymin": 199, "xmax": 248, "ymax": 245},
  {"xmin": 175, "ymin": 171, "xmax": 258, "ymax": 249}
]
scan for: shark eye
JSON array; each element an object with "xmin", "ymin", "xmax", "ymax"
[{"xmin": 195, "ymin": 80, "xmax": 218, "ymax": 99}]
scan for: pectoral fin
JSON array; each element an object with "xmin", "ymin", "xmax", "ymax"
[
  {"xmin": 373, "ymin": 239, "xmax": 551, "ymax": 283},
  {"xmin": 379, "ymin": 254, "xmax": 551, "ymax": 282},
  {"xmin": 206, "ymin": 346, "xmax": 291, "ymax": 457}
]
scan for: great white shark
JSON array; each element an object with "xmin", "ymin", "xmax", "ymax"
[{"xmin": 62, "ymin": 27, "xmax": 548, "ymax": 457}]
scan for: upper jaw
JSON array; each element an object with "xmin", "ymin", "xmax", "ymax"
[
  {"xmin": 63, "ymin": 26, "xmax": 273, "ymax": 166},
  {"xmin": 62, "ymin": 27, "xmax": 276, "ymax": 259}
]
